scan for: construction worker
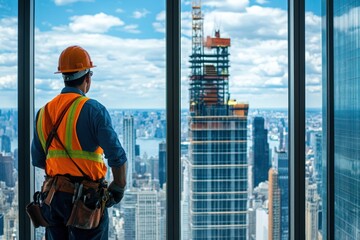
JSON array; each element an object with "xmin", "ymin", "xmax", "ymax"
[{"xmin": 31, "ymin": 45, "xmax": 127, "ymax": 239}]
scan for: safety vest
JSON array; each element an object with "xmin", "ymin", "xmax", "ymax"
[{"xmin": 36, "ymin": 93, "xmax": 107, "ymax": 181}]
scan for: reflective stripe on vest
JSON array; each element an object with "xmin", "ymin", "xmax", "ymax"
[
  {"xmin": 36, "ymin": 107, "xmax": 46, "ymax": 151},
  {"xmin": 36, "ymin": 93, "xmax": 107, "ymax": 180}
]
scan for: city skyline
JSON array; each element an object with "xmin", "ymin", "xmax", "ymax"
[{"xmin": 0, "ymin": 106, "xmax": 322, "ymax": 239}]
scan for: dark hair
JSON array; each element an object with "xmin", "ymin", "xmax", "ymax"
[{"xmin": 63, "ymin": 72, "xmax": 88, "ymax": 87}]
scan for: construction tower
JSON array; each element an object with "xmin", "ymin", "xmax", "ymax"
[
  {"xmin": 189, "ymin": 0, "xmax": 232, "ymax": 116},
  {"xmin": 187, "ymin": 1, "xmax": 250, "ymax": 239}
]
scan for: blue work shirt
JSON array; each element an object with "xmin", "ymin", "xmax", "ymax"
[{"xmin": 31, "ymin": 87, "xmax": 127, "ymax": 169}]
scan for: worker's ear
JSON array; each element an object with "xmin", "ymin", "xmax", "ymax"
[{"xmin": 85, "ymin": 75, "xmax": 91, "ymax": 84}]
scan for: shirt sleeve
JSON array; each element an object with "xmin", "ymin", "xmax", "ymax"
[
  {"xmin": 90, "ymin": 100, "xmax": 127, "ymax": 168},
  {"xmin": 31, "ymin": 111, "xmax": 46, "ymax": 169}
]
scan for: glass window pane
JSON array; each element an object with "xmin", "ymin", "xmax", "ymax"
[
  {"xmin": 305, "ymin": 1, "xmax": 323, "ymax": 239},
  {"xmin": 181, "ymin": 1, "xmax": 289, "ymax": 239},
  {"xmin": 333, "ymin": 1, "xmax": 360, "ymax": 239},
  {"xmin": 0, "ymin": 1, "xmax": 19, "ymax": 239},
  {"xmin": 35, "ymin": 1, "xmax": 166, "ymax": 239}
]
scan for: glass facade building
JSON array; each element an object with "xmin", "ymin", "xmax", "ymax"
[
  {"xmin": 189, "ymin": 115, "xmax": 249, "ymax": 239},
  {"xmin": 252, "ymin": 116, "xmax": 270, "ymax": 188},
  {"xmin": 333, "ymin": 1, "xmax": 360, "ymax": 238},
  {"xmin": 274, "ymin": 150, "xmax": 289, "ymax": 239}
]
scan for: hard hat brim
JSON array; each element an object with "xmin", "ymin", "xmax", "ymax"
[{"xmin": 54, "ymin": 65, "xmax": 96, "ymax": 74}]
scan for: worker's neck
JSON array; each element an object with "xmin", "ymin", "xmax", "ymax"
[
  {"xmin": 74, "ymin": 81, "xmax": 88, "ymax": 94},
  {"xmin": 77, "ymin": 85, "xmax": 86, "ymax": 94}
]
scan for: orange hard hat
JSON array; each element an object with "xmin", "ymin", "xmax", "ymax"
[{"xmin": 55, "ymin": 45, "xmax": 95, "ymax": 74}]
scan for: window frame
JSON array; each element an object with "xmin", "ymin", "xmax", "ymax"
[
  {"xmin": 325, "ymin": 0, "xmax": 334, "ymax": 238},
  {"xmin": 288, "ymin": 0, "xmax": 306, "ymax": 239},
  {"xmin": 18, "ymin": 0, "xmax": 35, "ymax": 239},
  {"xmin": 17, "ymin": 0, "xmax": 332, "ymax": 239}
]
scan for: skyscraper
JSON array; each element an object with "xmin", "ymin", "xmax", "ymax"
[
  {"xmin": 252, "ymin": 116, "xmax": 269, "ymax": 188},
  {"xmin": 0, "ymin": 153, "xmax": 14, "ymax": 187},
  {"xmin": 158, "ymin": 141, "xmax": 166, "ymax": 188},
  {"xmin": 188, "ymin": 1, "xmax": 249, "ymax": 238},
  {"xmin": 123, "ymin": 115, "xmax": 135, "ymax": 188},
  {"xmin": 329, "ymin": 1, "xmax": 360, "ymax": 238},
  {"xmin": 123, "ymin": 189, "xmax": 164, "ymax": 240},
  {"xmin": 273, "ymin": 149, "xmax": 288, "ymax": 240},
  {"xmin": 0, "ymin": 135, "xmax": 11, "ymax": 153},
  {"xmin": 268, "ymin": 168, "xmax": 281, "ymax": 240},
  {"xmin": 123, "ymin": 190, "xmax": 137, "ymax": 240},
  {"xmin": 136, "ymin": 190, "xmax": 161, "ymax": 240},
  {"xmin": 305, "ymin": 181, "xmax": 319, "ymax": 240}
]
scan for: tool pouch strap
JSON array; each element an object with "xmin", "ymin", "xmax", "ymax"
[{"xmin": 41, "ymin": 176, "xmax": 72, "ymax": 205}]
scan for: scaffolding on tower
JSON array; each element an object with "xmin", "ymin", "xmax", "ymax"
[{"xmin": 189, "ymin": 0, "xmax": 231, "ymax": 116}]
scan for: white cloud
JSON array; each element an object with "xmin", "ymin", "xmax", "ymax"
[
  {"xmin": 0, "ymin": 17, "xmax": 17, "ymax": 52},
  {"xmin": 69, "ymin": 13, "xmax": 124, "ymax": 33},
  {"xmin": 0, "ymin": 75, "xmax": 16, "ymax": 90},
  {"xmin": 31, "ymin": 27, "xmax": 166, "ymax": 108},
  {"xmin": 201, "ymin": 6, "xmax": 288, "ymax": 40},
  {"xmin": 153, "ymin": 11, "xmax": 166, "ymax": 33},
  {"xmin": 0, "ymin": 4, "xmax": 322, "ymax": 109},
  {"xmin": 54, "ymin": 0, "xmax": 93, "ymax": 6},
  {"xmin": 116, "ymin": 8, "xmax": 124, "ymax": 13},
  {"xmin": 203, "ymin": 0, "xmax": 249, "ymax": 11},
  {"xmin": 124, "ymin": 24, "xmax": 141, "ymax": 34},
  {"xmin": 334, "ymin": 6, "xmax": 360, "ymax": 32},
  {"xmin": 133, "ymin": 9, "xmax": 150, "ymax": 19}
]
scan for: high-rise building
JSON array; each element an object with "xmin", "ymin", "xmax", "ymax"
[
  {"xmin": 256, "ymin": 208, "xmax": 269, "ymax": 240},
  {"xmin": 3, "ymin": 207, "xmax": 17, "ymax": 240},
  {"xmin": 123, "ymin": 115, "xmax": 136, "ymax": 188},
  {"xmin": 306, "ymin": 181, "xmax": 319, "ymax": 240},
  {"xmin": 150, "ymin": 156, "xmax": 159, "ymax": 182},
  {"xmin": 1, "ymin": 135, "xmax": 11, "ymax": 153},
  {"xmin": 158, "ymin": 141, "xmax": 166, "ymax": 188},
  {"xmin": 188, "ymin": 1, "xmax": 249, "ymax": 238},
  {"xmin": 135, "ymin": 144, "xmax": 140, "ymax": 157},
  {"xmin": 323, "ymin": 2, "xmax": 360, "ymax": 239},
  {"xmin": 0, "ymin": 153, "xmax": 14, "ymax": 187},
  {"xmin": 273, "ymin": 149, "xmax": 288, "ymax": 240},
  {"xmin": 136, "ymin": 190, "xmax": 161, "ymax": 240},
  {"xmin": 278, "ymin": 119, "xmax": 284, "ymax": 151},
  {"xmin": 268, "ymin": 168, "xmax": 281, "ymax": 240},
  {"xmin": 252, "ymin": 116, "xmax": 270, "ymax": 188},
  {"xmin": 123, "ymin": 190, "xmax": 137, "ymax": 240},
  {"xmin": 123, "ymin": 189, "xmax": 164, "ymax": 240},
  {"xmin": 314, "ymin": 133, "xmax": 322, "ymax": 180}
]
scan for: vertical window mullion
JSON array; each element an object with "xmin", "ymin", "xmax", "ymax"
[
  {"xmin": 166, "ymin": 0, "xmax": 181, "ymax": 239},
  {"xmin": 18, "ymin": 0, "xmax": 35, "ymax": 239},
  {"xmin": 288, "ymin": 0, "xmax": 306, "ymax": 239},
  {"xmin": 326, "ymin": 0, "xmax": 334, "ymax": 238}
]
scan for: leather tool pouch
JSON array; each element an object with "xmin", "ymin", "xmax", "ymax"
[
  {"xmin": 66, "ymin": 199, "xmax": 102, "ymax": 229},
  {"xmin": 26, "ymin": 192, "xmax": 49, "ymax": 228}
]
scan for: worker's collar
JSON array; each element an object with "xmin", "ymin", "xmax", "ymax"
[{"xmin": 61, "ymin": 87, "xmax": 86, "ymax": 96}]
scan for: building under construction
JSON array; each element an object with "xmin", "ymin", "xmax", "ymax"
[{"xmin": 188, "ymin": 0, "xmax": 250, "ymax": 239}]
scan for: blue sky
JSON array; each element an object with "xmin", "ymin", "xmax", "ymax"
[{"xmin": 0, "ymin": 0, "xmax": 323, "ymax": 109}]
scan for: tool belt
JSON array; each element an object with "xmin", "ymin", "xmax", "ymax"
[{"xmin": 27, "ymin": 175, "xmax": 110, "ymax": 229}]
